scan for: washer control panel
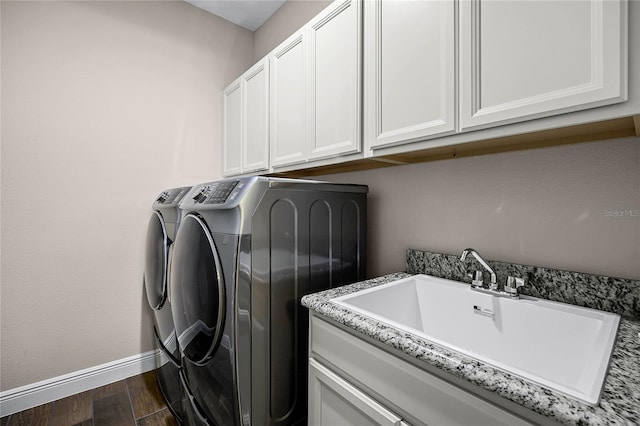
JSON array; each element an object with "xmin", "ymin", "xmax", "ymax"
[
  {"xmin": 153, "ymin": 186, "xmax": 191, "ymax": 207},
  {"xmin": 192, "ymin": 180, "xmax": 240, "ymax": 204}
]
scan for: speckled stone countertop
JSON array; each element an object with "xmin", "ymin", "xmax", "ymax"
[{"xmin": 301, "ymin": 273, "xmax": 640, "ymax": 426}]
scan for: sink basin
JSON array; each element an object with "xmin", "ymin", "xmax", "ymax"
[{"xmin": 332, "ymin": 274, "xmax": 620, "ymax": 405}]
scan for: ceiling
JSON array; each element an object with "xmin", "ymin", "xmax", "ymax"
[{"xmin": 184, "ymin": 0, "xmax": 287, "ymax": 31}]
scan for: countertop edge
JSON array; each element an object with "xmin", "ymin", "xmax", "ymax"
[{"xmin": 301, "ymin": 273, "xmax": 640, "ymax": 426}]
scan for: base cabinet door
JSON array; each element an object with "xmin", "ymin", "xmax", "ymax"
[
  {"xmin": 309, "ymin": 358, "xmax": 404, "ymax": 426},
  {"xmin": 459, "ymin": 0, "xmax": 627, "ymax": 131},
  {"xmin": 309, "ymin": 315, "xmax": 535, "ymax": 426}
]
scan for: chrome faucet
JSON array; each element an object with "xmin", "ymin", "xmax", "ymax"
[
  {"xmin": 504, "ymin": 276, "xmax": 525, "ymax": 298},
  {"xmin": 460, "ymin": 248, "xmax": 498, "ymax": 290},
  {"xmin": 459, "ymin": 248, "xmax": 525, "ymax": 299}
]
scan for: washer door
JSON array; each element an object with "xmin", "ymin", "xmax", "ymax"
[
  {"xmin": 144, "ymin": 211, "xmax": 169, "ymax": 310},
  {"xmin": 170, "ymin": 213, "xmax": 226, "ymax": 365}
]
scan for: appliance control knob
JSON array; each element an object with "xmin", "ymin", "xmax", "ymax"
[
  {"xmin": 193, "ymin": 186, "xmax": 209, "ymax": 202},
  {"xmin": 156, "ymin": 191, "xmax": 170, "ymax": 203}
]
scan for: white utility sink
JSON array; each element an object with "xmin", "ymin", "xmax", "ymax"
[{"xmin": 332, "ymin": 274, "xmax": 620, "ymax": 405}]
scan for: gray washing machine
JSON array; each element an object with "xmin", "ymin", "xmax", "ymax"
[
  {"xmin": 169, "ymin": 177, "xmax": 367, "ymax": 425},
  {"xmin": 143, "ymin": 185, "xmax": 191, "ymax": 422}
]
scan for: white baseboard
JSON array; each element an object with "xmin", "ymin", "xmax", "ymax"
[{"xmin": 0, "ymin": 349, "xmax": 167, "ymax": 417}]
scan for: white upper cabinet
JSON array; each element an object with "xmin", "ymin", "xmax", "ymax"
[
  {"xmin": 222, "ymin": 78, "xmax": 242, "ymax": 176},
  {"xmin": 222, "ymin": 59, "xmax": 270, "ymax": 177},
  {"xmin": 242, "ymin": 60, "xmax": 270, "ymax": 173},
  {"xmin": 307, "ymin": 0, "xmax": 362, "ymax": 160},
  {"xmin": 270, "ymin": 30, "xmax": 308, "ymax": 168},
  {"xmin": 227, "ymin": 0, "xmax": 631, "ymax": 174},
  {"xmin": 269, "ymin": 0, "xmax": 362, "ymax": 169},
  {"xmin": 364, "ymin": 0, "xmax": 456, "ymax": 150},
  {"xmin": 459, "ymin": 0, "xmax": 627, "ymax": 131}
]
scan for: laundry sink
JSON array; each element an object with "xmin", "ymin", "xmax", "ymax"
[{"xmin": 331, "ymin": 274, "xmax": 620, "ymax": 405}]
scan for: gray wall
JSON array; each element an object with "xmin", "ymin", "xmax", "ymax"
[{"xmin": 319, "ymin": 138, "xmax": 640, "ymax": 280}]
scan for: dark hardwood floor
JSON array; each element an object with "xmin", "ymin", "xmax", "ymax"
[{"xmin": 1, "ymin": 371, "xmax": 178, "ymax": 426}]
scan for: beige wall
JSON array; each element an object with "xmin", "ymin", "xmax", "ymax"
[
  {"xmin": 319, "ymin": 137, "xmax": 640, "ymax": 280},
  {"xmin": 253, "ymin": 0, "xmax": 332, "ymax": 62},
  {"xmin": 0, "ymin": 0, "xmax": 253, "ymax": 390}
]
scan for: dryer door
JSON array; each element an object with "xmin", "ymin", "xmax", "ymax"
[
  {"xmin": 170, "ymin": 213, "xmax": 226, "ymax": 365},
  {"xmin": 144, "ymin": 211, "xmax": 169, "ymax": 310}
]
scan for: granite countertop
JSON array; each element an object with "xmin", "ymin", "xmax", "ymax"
[{"xmin": 301, "ymin": 272, "xmax": 640, "ymax": 426}]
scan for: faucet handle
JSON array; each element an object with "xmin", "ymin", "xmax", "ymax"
[
  {"xmin": 467, "ymin": 270, "xmax": 484, "ymax": 288},
  {"xmin": 505, "ymin": 276, "xmax": 525, "ymax": 297}
]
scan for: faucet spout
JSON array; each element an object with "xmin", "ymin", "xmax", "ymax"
[{"xmin": 460, "ymin": 248, "xmax": 497, "ymax": 286}]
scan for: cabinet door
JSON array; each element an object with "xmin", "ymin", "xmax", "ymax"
[
  {"xmin": 242, "ymin": 60, "xmax": 269, "ymax": 173},
  {"xmin": 309, "ymin": 358, "xmax": 403, "ymax": 426},
  {"xmin": 307, "ymin": 0, "xmax": 362, "ymax": 160},
  {"xmin": 365, "ymin": 0, "xmax": 455, "ymax": 150},
  {"xmin": 311, "ymin": 315, "xmax": 535, "ymax": 426},
  {"xmin": 460, "ymin": 0, "xmax": 627, "ymax": 131},
  {"xmin": 222, "ymin": 79, "xmax": 242, "ymax": 177},
  {"xmin": 270, "ymin": 30, "xmax": 307, "ymax": 167}
]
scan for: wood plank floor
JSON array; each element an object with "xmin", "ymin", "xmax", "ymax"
[{"xmin": 1, "ymin": 371, "xmax": 178, "ymax": 426}]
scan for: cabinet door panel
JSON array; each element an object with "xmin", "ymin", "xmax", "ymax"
[
  {"xmin": 242, "ymin": 60, "xmax": 269, "ymax": 173},
  {"xmin": 310, "ymin": 316, "xmax": 533, "ymax": 426},
  {"xmin": 270, "ymin": 32, "xmax": 307, "ymax": 167},
  {"xmin": 222, "ymin": 79, "xmax": 242, "ymax": 177},
  {"xmin": 460, "ymin": 0, "xmax": 627, "ymax": 131},
  {"xmin": 309, "ymin": 359, "xmax": 402, "ymax": 426},
  {"xmin": 308, "ymin": 0, "xmax": 361, "ymax": 160},
  {"xmin": 365, "ymin": 0, "xmax": 455, "ymax": 150}
]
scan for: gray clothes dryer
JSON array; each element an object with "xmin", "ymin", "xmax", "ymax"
[
  {"xmin": 143, "ymin": 185, "xmax": 191, "ymax": 422},
  {"xmin": 169, "ymin": 177, "xmax": 367, "ymax": 425}
]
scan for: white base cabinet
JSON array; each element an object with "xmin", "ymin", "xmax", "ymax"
[
  {"xmin": 309, "ymin": 314, "xmax": 536, "ymax": 426},
  {"xmin": 309, "ymin": 358, "xmax": 405, "ymax": 426}
]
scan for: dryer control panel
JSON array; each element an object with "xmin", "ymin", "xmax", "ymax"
[
  {"xmin": 181, "ymin": 177, "xmax": 264, "ymax": 211},
  {"xmin": 192, "ymin": 180, "xmax": 240, "ymax": 204}
]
